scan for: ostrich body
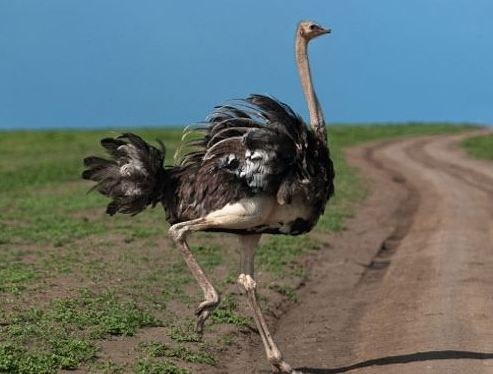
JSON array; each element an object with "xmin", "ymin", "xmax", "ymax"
[{"xmin": 83, "ymin": 21, "xmax": 333, "ymax": 373}]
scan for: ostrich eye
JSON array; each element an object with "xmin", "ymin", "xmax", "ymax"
[{"xmin": 309, "ymin": 24, "xmax": 319, "ymax": 31}]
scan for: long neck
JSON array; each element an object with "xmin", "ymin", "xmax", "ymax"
[{"xmin": 296, "ymin": 32, "xmax": 327, "ymax": 144}]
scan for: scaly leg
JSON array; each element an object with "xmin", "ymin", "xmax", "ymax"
[
  {"xmin": 169, "ymin": 218, "xmax": 220, "ymax": 333},
  {"xmin": 237, "ymin": 235, "xmax": 294, "ymax": 374}
]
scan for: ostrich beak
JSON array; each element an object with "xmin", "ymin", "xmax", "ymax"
[{"xmin": 321, "ymin": 27, "xmax": 331, "ymax": 34}]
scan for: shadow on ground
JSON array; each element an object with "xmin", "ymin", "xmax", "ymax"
[{"xmin": 298, "ymin": 350, "xmax": 493, "ymax": 373}]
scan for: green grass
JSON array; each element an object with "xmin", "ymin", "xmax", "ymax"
[
  {"xmin": 462, "ymin": 133, "xmax": 493, "ymax": 160},
  {"xmin": 131, "ymin": 340, "xmax": 215, "ymax": 374},
  {"xmin": 139, "ymin": 341, "xmax": 215, "ymax": 365},
  {"xmin": 0, "ymin": 262, "xmax": 37, "ymax": 294},
  {"xmin": 50, "ymin": 288, "xmax": 159, "ymax": 337},
  {"xmin": 0, "ymin": 289, "xmax": 159, "ymax": 373},
  {"xmin": 257, "ymin": 235, "xmax": 320, "ymax": 275},
  {"xmin": 0, "ymin": 340, "xmax": 96, "ymax": 374},
  {"xmin": 0, "ymin": 123, "xmax": 473, "ymax": 372},
  {"xmin": 210, "ymin": 294, "xmax": 252, "ymax": 327},
  {"xmin": 168, "ymin": 320, "xmax": 202, "ymax": 343}
]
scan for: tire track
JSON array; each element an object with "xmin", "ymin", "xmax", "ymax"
[
  {"xmin": 405, "ymin": 135, "xmax": 493, "ymax": 195},
  {"xmin": 356, "ymin": 143, "xmax": 420, "ymax": 285}
]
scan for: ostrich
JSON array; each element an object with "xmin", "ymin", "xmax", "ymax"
[{"xmin": 82, "ymin": 20, "xmax": 333, "ymax": 373}]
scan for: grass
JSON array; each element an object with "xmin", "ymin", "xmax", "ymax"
[
  {"xmin": 257, "ymin": 235, "xmax": 320, "ymax": 275},
  {"xmin": 462, "ymin": 133, "xmax": 493, "ymax": 160},
  {"xmin": 0, "ymin": 123, "xmax": 472, "ymax": 372},
  {"xmin": 138, "ymin": 341, "xmax": 215, "ymax": 365},
  {"xmin": 210, "ymin": 294, "xmax": 252, "ymax": 327},
  {"xmin": 0, "ymin": 341, "xmax": 96, "ymax": 374},
  {"xmin": 0, "ymin": 262, "xmax": 37, "ymax": 294},
  {"xmin": 0, "ymin": 288, "xmax": 159, "ymax": 373},
  {"xmin": 168, "ymin": 320, "xmax": 202, "ymax": 343},
  {"xmin": 50, "ymin": 288, "xmax": 159, "ymax": 337}
]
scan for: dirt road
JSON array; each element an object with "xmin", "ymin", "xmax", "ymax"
[{"xmin": 221, "ymin": 130, "xmax": 493, "ymax": 374}]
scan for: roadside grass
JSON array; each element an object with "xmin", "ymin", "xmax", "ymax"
[
  {"xmin": 461, "ymin": 133, "xmax": 493, "ymax": 160},
  {"xmin": 0, "ymin": 123, "xmax": 472, "ymax": 373}
]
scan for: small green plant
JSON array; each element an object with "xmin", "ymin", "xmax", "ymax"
[
  {"xmin": 139, "ymin": 341, "xmax": 215, "ymax": 365},
  {"xmin": 49, "ymin": 338, "xmax": 97, "ymax": 369},
  {"xmin": 211, "ymin": 294, "xmax": 252, "ymax": 327},
  {"xmin": 89, "ymin": 360, "xmax": 126, "ymax": 374},
  {"xmin": 169, "ymin": 320, "xmax": 201, "ymax": 343}
]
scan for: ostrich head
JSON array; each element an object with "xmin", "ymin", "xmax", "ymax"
[{"xmin": 298, "ymin": 20, "xmax": 331, "ymax": 41}]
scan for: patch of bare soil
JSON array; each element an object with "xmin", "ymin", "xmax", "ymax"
[
  {"xmin": 218, "ymin": 130, "xmax": 493, "ymax": 374},
  {"xmin": 83, "ymin": 230, "xmax": 308, "ymax": 372}
]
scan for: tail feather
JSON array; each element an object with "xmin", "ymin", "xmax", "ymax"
[
  {"xmin": 100, "ymin": 138, "xmax": 127, "ymax": 158},
  {"xmin": 82, "ymin": 133, "xmax": 168, "ymax": 216}
]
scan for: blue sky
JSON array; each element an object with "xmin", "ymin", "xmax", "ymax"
[{"xmin": 1, "ymin": 0, "xmax": 492, "ymax": 129}]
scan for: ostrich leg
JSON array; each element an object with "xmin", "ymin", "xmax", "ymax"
[
  {"xmin": 169, "ymin": 218, "xmax": 220, "ymax": 333},
  {"xmin": 169, "ymin": 197, "xmax": 274, "ymax": 333},
  {"xmin": 237, "ymin": 235, "xmax": 294, "ymax": 374}
]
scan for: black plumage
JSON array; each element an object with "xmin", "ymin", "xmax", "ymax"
[
  {"xmin": 170, "ymin": 95, "xmax": 334, "ymax": 230},
  {"xmin": 82, "ymin": 95, "xmax": 334, "ymax": 235},
  {"xmin": 82, "ymin": 133, "xmax": 168, "ymax": 216}
]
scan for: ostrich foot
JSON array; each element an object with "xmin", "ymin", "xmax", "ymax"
[
  {"xmin": 194, "ymin": 295, "xmax": 220, "ymax": 333},
  {"xmin": 269, "ymin": 350, "xmax": 296, "ymax": 373},
  {"xmin": 272, "ymin": 364, "xmax": 303, "ymax": 374},
  {"xmin": 271, "ymin": 360, "xmax": 294, "ymax": 373}
]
